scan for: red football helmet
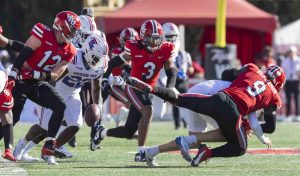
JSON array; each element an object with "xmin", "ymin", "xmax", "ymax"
[
  {"xmin": 265, "ymin": 65, "xmax": 286, "ymax": 92},
  {"xmin": 140, "ymin": 20, "xmax": 164, "ymax": 52},
  {"xmin": 53, "ymin": 11, "xmax": 81, "ymax": 42},
  {"xmin": 119, "ymin": 28, "xmax": 139, "ymax": 47}
]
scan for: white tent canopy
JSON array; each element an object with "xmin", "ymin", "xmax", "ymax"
[{"xmin": 274, "ymin": 19, "xmax": 300, "ymax": 53}]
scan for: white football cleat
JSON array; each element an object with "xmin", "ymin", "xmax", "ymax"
[
  {"xmin": 13, "ymin": 138, "xmax": 27, "ymax": 160},
  {"xmin": 57, "ymin": 146, "xmax": 73, "ymax": 158},
  {"xmin": 47, "ymin": 156, "xmax": 58, "ymax": 165},
  {"xmin": 145, "ymin": 149, "xmax": 159, "ymax": 167},
  {"xmin": 20, "ymin": 153, "xmax": 39, "ymax": 162}
]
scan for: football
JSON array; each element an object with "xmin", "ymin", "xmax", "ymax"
[{"xmin": 84, "ymin": 104, "xmax": 101, "ymax": 127}]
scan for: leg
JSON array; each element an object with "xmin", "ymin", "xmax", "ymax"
[
  {"xmin": 284, "ymin": 82, "xmax": 292, "ymax": 116},
  {"xmin": 172, "ymin": 106, "xmax": 180, "ymax": 129},
  {"xmin": 56, "ymin": 126, "xmax": 79, "ymax": 148},
  {"xmin": 293, "ymin": 81, "xmax": 299, "ymax": 116}
]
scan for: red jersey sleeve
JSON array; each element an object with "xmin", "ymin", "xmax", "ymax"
[{"xmin": 31, "ymin": 23, "xmax": 45, "ymax": 41}]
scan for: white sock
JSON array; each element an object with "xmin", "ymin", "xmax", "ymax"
[
  {"xmin": 45, "ymin": 137, "xmax": 55, "ymax": 141},
  {"xmin": 138, "ymin": 146, "xmax": 145, "ymax": 152},
  {"xmin": 183, "ymin": 135, "xmax": 197, "ymax": 145},
  {"xmin": 23, "ymin": 138, "xmax": 29, "ymax": 145},
  {"xmin": 147, "ymin": 146, "xmax": 159, "ymax": 157},
  {"xmin": 101, "ymin": 129, "xmax": 108, "ymax": 138},
  {"xmin": 23, "ymin": 141, "xmax": 37, "ymax": 154}
]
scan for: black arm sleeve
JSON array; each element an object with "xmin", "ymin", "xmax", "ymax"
[
  {"xmin": 103, "ymin": 55, "xmax": 126, "ymax": 79},
  {"xmin": 261, "ymin": 105, "xmax": 277, "ymax": 133},
  {"xmin": 4, "ymin": 39, "xmax": 24, "ymax": 52},
  {"xmin": 165, "ymin": 67, "xmax": 178, "ymax": 88},
  {"xmin": 221, "ymin": 67, "xmax": 246, "ymax": 81},
  {"xmin": 12, "ymin": 46, "xmax": 34, "ymax": 71}
]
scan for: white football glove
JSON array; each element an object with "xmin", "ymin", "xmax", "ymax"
[
  {"xmin": 109, "ymin": 76, "xmax": 125, "ymax": 86},
  {"xmin": 261, "ymin": 135, "xmax": 272, "ymax": 148}
]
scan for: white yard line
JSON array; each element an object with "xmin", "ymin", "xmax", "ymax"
[{"xmin": 0, "ymin": 156, "xmax": 27, "ymax": 176}]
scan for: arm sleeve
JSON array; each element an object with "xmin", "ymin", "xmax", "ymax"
[
  {"xmin": 248, "ymin": 112, "xmax": 266, "ymax": 144},
  {"xmin": 221, "ymin": 67, "xmax": 246, "ymax": 81},
  {"xmin": 4, "ymin": 39, "xmax": 24, "ymax": 52},
  {"xmin": 261, "ymin": 105, "xmax": 277, "ymax": 133},
  {"xmin": 12, "ymin": 46, "xmax": 34, "ymax": 71},
  {"xmin": 165, "ymin": 67, "xmax": 177, "ymax": 88}
]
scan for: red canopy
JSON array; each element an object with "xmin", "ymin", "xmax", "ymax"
[{"xmin": 100, "ymin": 0, "xmax": 277, "ymax": 34}]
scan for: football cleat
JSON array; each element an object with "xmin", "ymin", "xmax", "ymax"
[
  {"xmin": 41, "ymin": 140, "xmax": 67, "ymax": 158},
  {"xmin": 191, "ymin": 144, "xmax": 212, "ymax": 167},
  {"xmin": 145, "ymin": 148, "xmax": 158, "ymax": 167},
  {"xmin": 2, "ymin": 149, "xmax": 17, "ymax": 162},
  {"xmin": 13, "ymin": 138, "xmax": 27, "ymax": 161},
  {"xmin": 20, "ymin": 153, "xmax": 39, "ymax": 162},
  {"xmin": 134, "ymin": 151, "xmax": 146, "ymax": 162},
  {"xmin": 47, "ymin": 156, "xmax": 58, "ymax": 165},
  {"xmin": 175, "ymin": 136, "xmax": 192, "ymax": 162},
  {"xmin": 57, "ymin": 146, "xmax": 73, "ymax": 158},
  {"xmin": 90, "ymin": 125, "xmax": 105, "ymax": 151}
]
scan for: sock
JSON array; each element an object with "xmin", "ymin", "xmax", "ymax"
[
  {"xmin": 148, "ymin": 146, "xmax": 159, "ymax": 157},
  {"xmin": 182, "ymin": 135, "xmax": 197, "ymax": 145},
  {"xmin": 23, "ymin": 141, "xmax": 37, "ymax": 154},
  {"xmin": 138, "ymin": 146, "xmax": 145, "ymax": 152},
  {"xmin": 0, "ymin": 122, "xmax": 3, "ymax": 140},
  {"xmin": 57, "ymin": 125, "xmax": 66, "ymax": 136},
  {"xmin": 2, "ymin": 124, "xmax": 13, "ymax": 149},
  {"xmin": 101, "ymin": 129, "xmax": 108, "ymax": 138}
]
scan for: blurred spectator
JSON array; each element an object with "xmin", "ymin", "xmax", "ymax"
[
  {"xmin": 0, "ymin": 50, "xmax": 10, "ymax": 68},
  {"xmin": 281, "ymin": 46, "xmax": 300, "ymax": 121},
  {"xmin": 188, "ymin": 57, "xmax": 205, "ymax": 79},
  {"xmin": 255, "ymin": 46, "xmax": 276, "ymax": 70}
]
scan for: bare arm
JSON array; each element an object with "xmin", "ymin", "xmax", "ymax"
[
  {"xmin": 91, "ymin": 78, "xmax": 101, "ymax": 104},
  {"xmin": 164, "ymin": 57, "xmax": 178, "ymax": 88},
  {"xmin": 50, "ymin": 60, "xmax": 69, "ymax": 81},
  {"xmin": 0, "ymin": 34, "xmax": 9, "ymax": 48}
]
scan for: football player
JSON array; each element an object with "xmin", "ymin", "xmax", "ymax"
[
  {"xmin": 0, "ymin": 66, "xmax": 15, "ymax": 161},
  {"xmin": 162, "ymin": 22, "xmax": 193, "ymax": 129},
  {"xmin": 13, "ymin": 34, "xmax": 109, "ymax": 164},
  {"xmin": 91, "ymin": 20, "xmax": 178, "ymax": 162},
  {"xmin": 8, "ymin": 11, "xmax": 81, "ymax": 158},
  {"xmin": 127, "ymin": 64, "xmax": 285, "ymax": 166}
]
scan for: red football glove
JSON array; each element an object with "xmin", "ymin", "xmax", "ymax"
[
  {"xmin": 18, "ymin": 69, "xmax": 41, "ymax": 80},
  {"xmin": 6, "ymin": 79, "xmax": 15, "ymax": 90}
]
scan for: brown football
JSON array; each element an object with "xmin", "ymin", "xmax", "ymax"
[{"xmin": 84, "ymin": 104, "xmax": 101, "ymax": 127}]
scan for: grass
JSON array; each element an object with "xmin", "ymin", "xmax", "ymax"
[{"xmin": 1, "ymin": 121, "xmax": 300, "ymax": 176}]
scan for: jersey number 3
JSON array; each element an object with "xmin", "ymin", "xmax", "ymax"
[
  {"xmin": 142, "ymin": 62, "xmax": 156, "ymax": 80},
  {"xmin": 37, "ymin": 51, "xmax": 62, "ymax": 71},
  {"xmin": 247, "ymin": 81, "xmax": 266, "ymax": 97}
]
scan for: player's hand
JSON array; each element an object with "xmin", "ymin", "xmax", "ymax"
[
  {"xmin": 110, "ymin": 76, "xmax": 125, "ymax": 86},
  {"xmin": 8, "ymin": 68, "xmax": 18, "ymax": 81},
  {"xmin": 246, "ymin": 129, "xmax": 253, "ymax": 139},
  {"xmin": 262, "ymin": 136, "xmax": 272, "ymax": 148},
  {"xmin": 101, "ymin": 78, "xmax": 110, "ymax": 92},
  {"xmin": 6, "ymin": 79, "xmax": 15, "ymax": 90},
  {"xmin": 17, "ymin": 69, "xmax": 34, "ymax": 80}
]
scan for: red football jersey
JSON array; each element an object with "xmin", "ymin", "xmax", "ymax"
[
  {"xmin": 0, "ymin": 89, "xmax": 13, "ymax": 111},
  {"xmin": 223, "ymin": 63, "xmax": 282, "ymax": 116},
  {"xmin": 110, "ymin": 45, "xmax": 124, "ymax": 76},
  {"xmin": 24, "ymin": 23, "xmax": 76, "ymax": 72},
  {"xmin": 124, "ymin": 40, "xmax": 175, "ymax": 87}
]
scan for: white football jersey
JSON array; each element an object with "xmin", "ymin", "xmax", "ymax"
[
  {"xmin": 188, "ymin": 80, "xmax": 231, "ymax": 95},
  {"xmin": 55, "ymin": 49, "xmax": 105, "ymax": 96}
]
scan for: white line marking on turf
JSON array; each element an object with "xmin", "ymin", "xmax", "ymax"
[{"xmin": 0, "ymin": 155, "xmax": 27, "ymax": 176}]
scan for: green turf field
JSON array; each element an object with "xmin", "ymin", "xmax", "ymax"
[{"xmin": 1, "ymin": 121, "xmax": 300, "ymax": 176}]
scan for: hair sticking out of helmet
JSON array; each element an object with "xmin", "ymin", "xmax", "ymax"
[
  {"xmin": 82, "ymin": 34, "xmax": 109, "ymax": 70},
  {"xmin": 140, "ymin": 20, "xmax": 164, "ymax": 52},
  {"xmin": 53, "ymin": 11, "xmax": 81, "ymax": 43},
  {"xmin": 119, "ymin": 28, "xmax": 139, "ymax": 47},
  {"xmin": 265, "ymin": 65, "xmax": 286, "ymax": 92}
]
